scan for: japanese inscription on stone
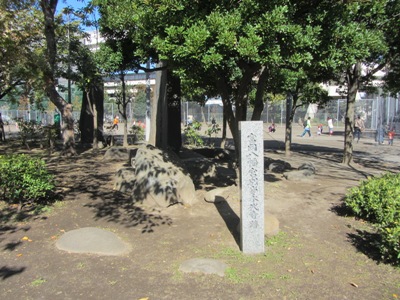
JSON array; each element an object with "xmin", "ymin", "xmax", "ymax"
[{"xmin": 239, "ymin": 121, "xmax": 265, "ymax": 254}]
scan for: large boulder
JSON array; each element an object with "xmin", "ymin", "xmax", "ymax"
[
  {"xmin": 132, "ymin": 145, "xmax": 198, "ymax": 208},
  {"xmin": 103, "ymin": 147, "xmax": 129, "ymax": 161},
  {"xmin": 114, "ymin": 167, "xmax": 136, "ymax": 193},
  {"xmin": 283, "ymin": 162, "xmax": 316, "ymax": 181}
]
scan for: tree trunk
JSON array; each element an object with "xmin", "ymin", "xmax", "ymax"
[
  {"xmin": 40, "ymin": 0, "xmax": 76, "ymax": 155},
  {"xmin": 120, "ymin": 72, "xmax": 128, "ymax": 147},
  {"xmin": 220, "ymin": 105, "xmax": 227, "ymax": 148},
  {"xmin": 218, "ymin": 77, "xmax": 239, "ymax": 158},
  {"xmin": 80, "ymin": 84, "xmax": 104, "ymax": 146},
  {"xmin": 284, "ymin": 92, "xmax": 294, "ymax": 156},
  {"xmin": 200, "ymin": 106, "xmax": 206, "ymax": 123},
  {"xmin": 93, "ymin": 101, "xmax": 98, "ymax": 148},
  {"xmin": 342, "ymin": 62, "xmax": 361, "ymax": 165},
  {"xmin": 251, "ymin": 67, "xmax": 268, "ymax": 121}
]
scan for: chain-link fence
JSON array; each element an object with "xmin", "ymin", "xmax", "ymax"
[
  {"xmin": 181, "ymin": 94, "xmax": 400, "ymax": 131},
  {"xmin": 103, "ymin": 102, "xmax": 147, "ymax": 124},
  {"xmin": 0, "ymin": 109, "xmax": 80, "ymax": 126},
  {"xmin": 2, "ymin": 94, "xmax": 399, "ymax": 132}
]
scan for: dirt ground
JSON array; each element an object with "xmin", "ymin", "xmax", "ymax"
[{"xmin": 1, "ymin": 125, "xmax": 400, "ymax": 300}]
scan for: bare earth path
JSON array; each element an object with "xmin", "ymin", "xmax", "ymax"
[{"xmin": 1, "ymin": 125, "xmax": 400, "ymax": 299}]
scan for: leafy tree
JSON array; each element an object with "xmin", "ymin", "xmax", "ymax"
[
  {"xmin": 95, "ymin": 33, "xmax": 140, "ymax": 146},
  {"xmin": 94, "ymin": 0, "xmax": 399, "ymax": 163},
  {"xmin": 39, "ymin": 0, "xmax": 79, "ymax": 155},
  {"xmin": 72, "ymin": 39, "xmax": 104, "ymax": 148},
  {"xmin": 0, "ymin": 0, "xmax": 45, "ymax": 103},
  {"xmin": 107, "ymin": 1, "xmax": 322, "ymax": 158},
  {"xmin": 315, "ymin": 0, "xmax": 398, "ymax": 164},
  {"xmin": 382, "ymin": 1, "xmax": 400, "ymax": 95}
]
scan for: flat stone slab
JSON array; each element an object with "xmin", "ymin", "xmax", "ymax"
[
  {"xmin": 179, "ymin": 258, "xmax": 228, "ymax": 277},
  {"xmin": 56, "ymin": 227, "xmax": 130, "ymax": 256}
]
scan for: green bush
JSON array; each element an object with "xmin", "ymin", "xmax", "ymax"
[
  {"xmin": 344, "ymin": 172, "xmax": 400, "ymax": 263},
  {"xmin": 0, "ymin": 154, "xmax": 56, "ymax": 210},
  {"xmin": 130, "ymin": 125, "xmax": 145, "ymax": 142},
  {"xmin": 205, "ymin": 123, "xmax": 221, "ymax": 138},
  {"xmin": 184, "ymin": 121, "xmax": 204, "ymax": 146}
]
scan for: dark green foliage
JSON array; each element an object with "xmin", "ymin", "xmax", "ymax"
[
  {"xmin": 0, "ymin": 154, "xmax": 55, "ymax": 210},
  {"xmin": 345, "ymin": 173, "xmax": 400, "ymax": 264}
]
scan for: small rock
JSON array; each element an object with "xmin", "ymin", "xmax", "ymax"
[{"xmin": 179, "ymin": 258, "xmax": 228, "ymax": 277}]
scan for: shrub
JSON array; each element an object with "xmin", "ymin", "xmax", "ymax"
[
  {"xmin": 205, "ymin": 122, "xmax": 221, "ymax": 138},
  {"xmin": 184, "ymin": 121, "xmax": 204, "ymax": 146},
  {"xmin": 344, "ymin": 172, "xmax": 400, "ymax": 264},
  {"xmin": 130, "ymin": 124, "xmax": 145, "ymax": 142},
  {"xmin": 0, "ymin": 154, "xmax": 56, "ymax": 210}
]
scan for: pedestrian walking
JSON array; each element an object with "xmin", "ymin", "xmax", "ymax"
[
  {"xmin": 112, "ymin": 115, "xmax": 119, "ymax": 130},
  {"xmin": 301, "ymin": 117, "xmax": 312, "ymax": 137},
  {"xmin": 354, "ymin": 115, "xmax": 365, "ymax": 143},
  {"xmin": 327, "ymin": 117, "xmax": 334, "ymax": 136},
  {"xmin": 388, "ymin": 128, "xmax": 395, "ymax": 145}
]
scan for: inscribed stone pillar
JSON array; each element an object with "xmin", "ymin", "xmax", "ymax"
[{"xmin": 239, "ymin": 121, "xmax": 265, "ymax": 254}]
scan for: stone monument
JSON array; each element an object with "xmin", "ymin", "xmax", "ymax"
[{"xmin": 239, "ymin": 121, "xmax": 265, "ymax": 254}]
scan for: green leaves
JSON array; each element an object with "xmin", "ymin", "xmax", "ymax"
[
  {"xmin": 0, "ymin": 154, "xmax": 55, "ymax": 208},
  {"xmin": 345, "ymin": 172, "xmax": 400, "ymax": 264}
]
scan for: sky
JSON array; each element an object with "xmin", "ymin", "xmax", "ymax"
[
  {"xmin": 57, "ymin": 0, "xmax": 87, "ymax": 12},
  {"xmin": 57, "ymin": 0, "xmax": 97, "ymax": 31}
]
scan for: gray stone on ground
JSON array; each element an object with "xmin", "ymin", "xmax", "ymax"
[
  {"xmin": 298, "ymin": 162, "xmax": 316, "ymax": 173},
  {"xmin": 132, "ymin": 145, "xmax": 197, "ymax": 208},
  {"xmin": 103, "ymin": 147, "xmax": 129, "ymax": 161},
  {"xmin": 283, "ymin": 162, "xmax": 316, "ymax": 181},
  {"xmin": 283, "ymin": 169, "xmax": 315, "ymax": 181},
  {"xmin": 56, "ymin": 227, "xmax": 130, "ymax": 256},
  {"xmin": 204, "ymin": 185, "xmax": 239, "ymax": 203},
  {"xmin": 179, "ymin": 258, "xmax": 228, "ymax": 277},
  {"xmin": 114, "ymin": 167, "xmax": 136, "ymax": 193},
  {"xmin": 237, "ymin": 212, "xmax": 279, "ymax": 237}
]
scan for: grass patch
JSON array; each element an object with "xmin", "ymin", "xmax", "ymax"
[
  {"xmin": 259, "ymin": 272, "xmax": 276, "ymax": 279},
  {"xmin": 213, "ymin": 247, "xmax": 256, "ymax": 263},
  {"xmin": 31, "ymin": 278, "xmax": 46, "ymax": 287},
  {"xmin": 225, "ymin": 267, "xmax": 243, "ymax": 283},
  {"xmin": 76, "ymin": 262, "xmax": 85, "ymax": 269}
]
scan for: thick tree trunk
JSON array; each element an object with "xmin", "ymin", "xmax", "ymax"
[
  {"xmin": 40, "ymin": 0, "xmax": 76, "ymax": 155},
  {"xmin": 284, "ymin": 92, "xmax": 294, "ymax": 156},
  {"xmin": 80, "ymin": 85, "xmax": 104, "ymax": 146},
  {"xmin": 251, "ymin": 67, "xmax": 268, "ymax": 121},
  {"xmin": 220, "ymin": 105, "xmax": 227, "ymax": 148},
  {"xmin": 120, "ymin": 72, "xmax": 129, "ymax": 147},
  {"xmin": 342, "ymin": 62, "xmax": 361, "ymax": 165},
  {"xmin": 218, "ymin": 77, "xmax": 238, "ymax": 158}
]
